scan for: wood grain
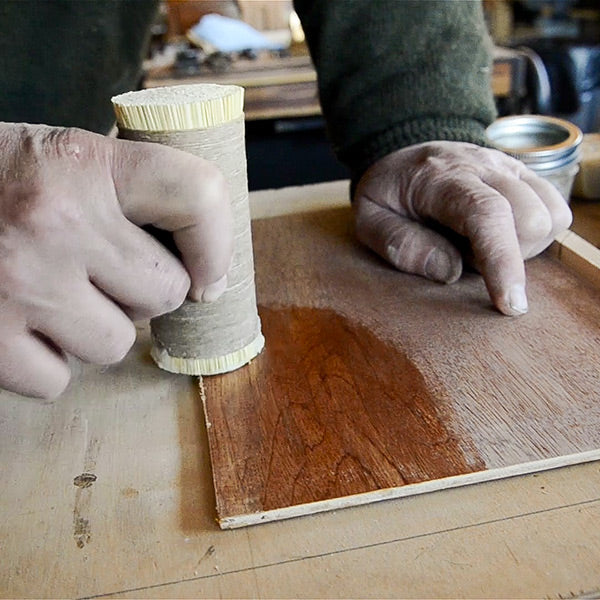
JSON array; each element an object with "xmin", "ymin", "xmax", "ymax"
[
  {"xmin": 2, "ymin": 183, "xmax": 600, "ymax": 598},
  {"xmin": 202, "ymin": 206, "xmax": 600, "ymax": 528}
]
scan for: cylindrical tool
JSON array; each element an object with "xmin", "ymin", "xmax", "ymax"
[{"xmin": 111, "ymin": 84, "xmax": 264, "ymax": 375}]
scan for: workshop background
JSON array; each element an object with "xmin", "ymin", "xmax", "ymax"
[{"xmin": 143, "ymin": 0, "xmax": 600, "ymax": 191}]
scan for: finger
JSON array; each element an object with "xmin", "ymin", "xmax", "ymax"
[
  {"xmin": 481, "ymin": 170, "xmax": 553, "ymax": 248},
  {"xmin": 28, "ymin": 280, "xmax": 136, "ymax": 365},
  {"xmin": 414, "ymin": 175, "xmax": 528, "ymax": 316},
  {"xmin": 354, "ymin": 196, "xmax": 463, "ymax": 283},
  {"xmin": 518, "ymin": 169, "xmax": 572, "ymax": 256},
  {"xmin": 88, "ymin": 216, "xmax": 190, "ymax": 321},
  {"xmin": 482, "ymin": 165, "xmax": 572, "ymax": 258},
  {"xmin": 110, "ymin": 139, "xmax": 234, "ymax": 302},
  {"xmin": 0, "ymin": 302, "xmax": 70, "ymax": 399}
]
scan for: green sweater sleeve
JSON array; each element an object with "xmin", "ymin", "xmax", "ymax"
[
  {"xmin": 0, "ymin": 0, "xmax": 158, "ymax": 134},
  {"xmin": 293, "ymin": 0, "xmax": 498, "ymax": 179}
]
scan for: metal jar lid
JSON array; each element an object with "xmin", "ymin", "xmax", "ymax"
[{"xmin": 485, "ymin": 115, "xmax": 583, "ymax": 172}]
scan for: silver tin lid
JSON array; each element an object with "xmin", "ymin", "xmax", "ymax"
[{"xmin": 485, "ymin": 115, "xmax": 582, "ymax": 172}]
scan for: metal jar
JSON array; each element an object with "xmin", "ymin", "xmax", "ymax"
[{"xmin": 485, "ymin": 115, "xmax": 583, "ymax": 202}]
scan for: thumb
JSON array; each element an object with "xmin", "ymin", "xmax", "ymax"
[
  {"xmin": 354, "ymin": 196, "xmax": 463, "ymax": 283},
  {"xmin": 109, "ymin": 137, "xmax": 234, "ymax": 301}
]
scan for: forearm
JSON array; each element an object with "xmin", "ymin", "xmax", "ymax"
[{"xmin": 294, "ymin": 0, "xmax": 498, "ymax": 178}]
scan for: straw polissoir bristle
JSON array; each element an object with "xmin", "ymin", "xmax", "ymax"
[
  {"xmin": 111, "ymin": 84, "xmax": 244, "ymax": 132},
  {"xmin": 151, "ymin": 332, "xmax": 265, "ymax": 376}
]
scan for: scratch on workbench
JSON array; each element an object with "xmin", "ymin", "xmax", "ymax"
[
  {"xmin": 72, "ymin": 419, "xmax": 100, "ymax": 549},
  {"xmin": 73, "ymin": 515, "xmax": 91, "ymax": 549},
  {"xmin": 193, "ymin": 545, "xmax": 216, "ymax": 575}
]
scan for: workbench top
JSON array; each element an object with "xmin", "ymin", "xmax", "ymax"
[{"xmin": 1, "ymin": 181, "xmax": 599, "ymax": 599}]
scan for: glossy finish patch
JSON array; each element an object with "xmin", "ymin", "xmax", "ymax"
[{"xmin": 202, "ymin": 208, "xmax": 600, "ymax": 527}]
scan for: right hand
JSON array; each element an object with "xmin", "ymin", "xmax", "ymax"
[
  {"xmin": 353, "ymin": 141, "xmax": 572, "ymax": 316},
  {"xmin": 0, "ymin": 122, "xmax": 233, "ymax": 399}
]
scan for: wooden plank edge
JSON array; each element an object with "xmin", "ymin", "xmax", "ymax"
[
  {"xmin": 215, "ymin": 450, "xmax": 600, "ymax": 529},
  {"xmin": 550, "ymin": 230, "xmax": 600, "ymax": 289}
]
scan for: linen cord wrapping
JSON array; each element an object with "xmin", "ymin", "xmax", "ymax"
[{"xmin": 119, "ymin": 116, "xmax": 263, "ymax": 373}]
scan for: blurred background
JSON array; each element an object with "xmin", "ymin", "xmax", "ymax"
[{"xmin": 143, "ymin": 0, "xmax": 600, "ymax": 191}]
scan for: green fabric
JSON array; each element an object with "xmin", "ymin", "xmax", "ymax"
[
  {"xmin": 0, "ymin": 0, "xmax": 496, "ymax": 172},
  {"xmin": 0, "ymin": 0, "xmax": 158, "ymax": 135},
  {"xmin": 293, "ymin": 0, "xmax": 498, "ymax": 178}
]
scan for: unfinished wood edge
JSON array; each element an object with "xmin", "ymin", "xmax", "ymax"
[
  {"xmin": 249, "ymin": 180, "xmax": 350, "ymax": 220},
  {"xmin": 151, "ymin": 332, "xmax": 265, "ymax": 375},
  {"xmin": 215, "ymin": 449, "xmax": 600, "ymax": 529},
  {"xmin": 550, "ymin": 230, "xmax": 600, "ymax": 289},
  {"xmin": 198, "ymin": 376, "xmax": 225, "ymax": 521}
]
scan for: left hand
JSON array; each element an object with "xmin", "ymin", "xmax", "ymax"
[
  {"xmin": 0, "ymin": 123, "xmax": 234, "ymax": 399},
  {"xmin": 353, "ymin": 141, "xmax": 572, "ymax": 316}
]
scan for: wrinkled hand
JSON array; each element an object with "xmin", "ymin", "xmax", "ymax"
[
  {"xmin": 353, "ymin": 141, "xmax": 572, "ymax": 316},
  {"xmin": 0, "ymin": 123, "xmax": 233, "ymax": 399}
]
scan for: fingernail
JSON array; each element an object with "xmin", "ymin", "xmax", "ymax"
[
  {"xmin": 509, "ymin": 284, "xmax": 528, "ymax": 315},
  {"xmin": 200, "ymin": 274, "xmax": 228, "ymax": 303},
  {"xmin": 425, "ymin": 248, "xmax": 461, "ymax": 283}
]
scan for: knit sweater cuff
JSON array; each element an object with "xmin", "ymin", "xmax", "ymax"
[{"xmin": 341, "ymin": 115, "xmax": 492, "ymax": 181}]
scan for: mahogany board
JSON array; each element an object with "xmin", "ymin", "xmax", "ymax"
[{"xmin": 201, "ymin": 206, "xmax": 600, "ymax": 528}]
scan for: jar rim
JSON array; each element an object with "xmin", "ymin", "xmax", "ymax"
[{"xmin": 486, "ymin": 115, "xmax": 583, "ymax": 161}]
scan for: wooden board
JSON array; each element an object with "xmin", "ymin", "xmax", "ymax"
[
  {"xmin": 2, "ymin": 181, "xmax": 600, "ymax": 598},
  {"xmin": 202, "ymin": 192, "xmax": 600, "ymax": 528}
]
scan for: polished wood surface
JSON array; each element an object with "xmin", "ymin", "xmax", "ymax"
[
  {"xmin": 203, "ymin": 202, "xmax": 600, "ymax": 527},
  {"xmin": 1, "ymin": 181, "xmax": 599, "ymax": 598}
]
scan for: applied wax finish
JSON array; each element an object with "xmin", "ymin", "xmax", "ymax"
[{"xmin": 202, "ymin": 207, "xmax": 600, "ymax": 526}]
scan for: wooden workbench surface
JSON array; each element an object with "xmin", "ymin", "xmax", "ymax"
[{"xmin": 1, "ymin": 181, "xmax": 599, "ymax": 599}]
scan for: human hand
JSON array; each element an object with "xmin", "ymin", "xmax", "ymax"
[
  {"xmin": 353, "ymin": 141, "xmax": 572, "ymax": 316},
  {"xmin": 0, "ymin": 123, "xmax": 233, "ymax": 399}
]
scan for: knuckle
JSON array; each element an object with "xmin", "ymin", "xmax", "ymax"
[
  {"xmin": 183, "ymin": 158, "xmax": 229, "ymax": 215},
  {"xmin": 20, "ymin": 124, "xmax": 88, "ymax": 162},
  {"xmin": 465, "ymin": 194, "xmax": 513, "ymax": 236},
  {"xmin": 46, "ymin": 126, "xmax": 81, "ymax": 154},
  {"xmin": 41, "ymin": 126, "xmax": 100, "ymax": 163},
  {"xmin": 516, "ymin": 204, "xmax": 554, "ymax": 241},
  {"xmin": 0, "ymin": 179, "xmax": 45, "ymax": 229},
  {"xmin": 384, "ymin": 226, "xmax": 423, "ymax": 269},
  {"xmin": 0, "ymin": 142, "xmax": 91, "ymax": 238}
]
